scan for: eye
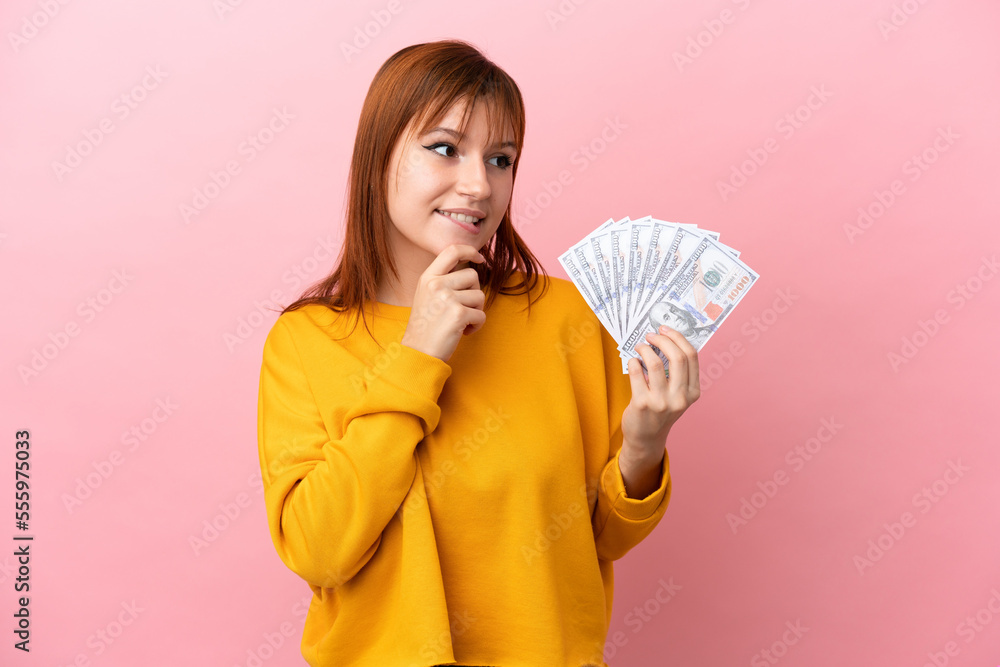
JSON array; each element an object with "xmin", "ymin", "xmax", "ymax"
[
  {"xmin": 425, "ymin": 142, "xmax": 458, "ymax": 157},
  {"xmin": 488, "ymin": 154, "xmax": 516, "ymax": 169}
]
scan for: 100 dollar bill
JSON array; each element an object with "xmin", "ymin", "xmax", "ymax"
[{"xmin": 618, "ymin": 235, "xmax": 759, "ymax": 373}]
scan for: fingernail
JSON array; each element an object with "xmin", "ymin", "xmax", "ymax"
[{"xmin": 659, "ymin": 325, "xmax": 672, "ymax": 333}]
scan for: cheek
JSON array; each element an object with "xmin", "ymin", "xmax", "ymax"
[
  {"xmin": 401, "ymin": 151, "xmax": 428, "ymax": 182},
  {"xmin": 405, "ymin": 161, "xmax": 448, "ymax": 197},
  {"xmin": 394, "ymin": 147, "xmax": 436, "ymax": 193},
  {"xmin": 492, "ymin": 175, "xmax": 514, "ymax": 204}
]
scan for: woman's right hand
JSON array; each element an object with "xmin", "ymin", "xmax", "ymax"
[{"xmin": 400, "ymin": 244, "xmax": 487, "ymax": 363}]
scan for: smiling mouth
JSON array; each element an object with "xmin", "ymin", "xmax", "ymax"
[{"xmin": 436, "ymin": 209, "xmax": 483, "ymax": 225}]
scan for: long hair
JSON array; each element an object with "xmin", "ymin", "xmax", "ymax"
[{"xmin": 281, "ymin": 39, "xmax": 549, "ymax": 346}]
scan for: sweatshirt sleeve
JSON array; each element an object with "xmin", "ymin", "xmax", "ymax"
[
  {"xmin": 591, "ymin": 321, "xmax": 672, "ymax": 562},
  {"xmin": 257, "ymin": 314, "xmax": 452, "ymax": 588}
]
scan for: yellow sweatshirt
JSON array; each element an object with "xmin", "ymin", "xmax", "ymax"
[{"xmin": 256, "ymin": 272, "xmax": 672, "ymax": 667}]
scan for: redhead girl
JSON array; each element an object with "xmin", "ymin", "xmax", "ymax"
[{"xmin": 257, "ymin": 39, "xmax": 700, "ymax": 667}]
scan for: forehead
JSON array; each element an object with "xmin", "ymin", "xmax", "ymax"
[{"xmin": 411, "ymin": 96, "xmax": 516, "ymax": 144}]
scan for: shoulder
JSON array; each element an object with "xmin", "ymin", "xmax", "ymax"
[
  {"xmin": 509, "ymin": 272, "xmax": 623, "ymax": 385},
  {"xmin": 274, "ymin": 302, "xmax": 340, "ymax": 331},
  {"xmin": 498, "ymin": 271, "xmax": 604, "ymax": 353},
  {"xmin": 262, "ymin": 303, "xmax": 360, "ymax": 356},
  {"xmin": 504, "ymin": 270, "xmax": 591, "ymax": 319},
  {"xmin": 266, "ymin": 302, "xmax": 331, "ymax": 336}
]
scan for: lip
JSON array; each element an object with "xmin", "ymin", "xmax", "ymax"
[
  {"xmin": 438, "ymin": 207, "xmax": 486, "ymax": 218},
  {"xmin": 436, "ymin": 209, "xmax": 481, "ymax": 233}
]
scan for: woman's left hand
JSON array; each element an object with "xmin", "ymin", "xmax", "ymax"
[{"xmin": 621, "ymin": 325, "xmax": 701, "ymax": 458}]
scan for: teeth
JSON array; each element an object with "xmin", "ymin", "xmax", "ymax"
[{"xmin": 439, "ymin": 210, "xmax": 481, "ymax": 224}]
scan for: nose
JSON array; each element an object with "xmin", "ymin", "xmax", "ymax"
[{"xmin": 456, "ymin": 154, "xmax": 491, "ymax": 200}]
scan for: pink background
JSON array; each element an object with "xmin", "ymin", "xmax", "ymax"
[{"xmin": 2, "ymin": 0, "xmax": 998, "ymax": 665}]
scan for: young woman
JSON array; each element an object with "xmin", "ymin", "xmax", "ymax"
[{"xmin": 257, "ymin": 39, "xmax": 701, "ymax": 667}]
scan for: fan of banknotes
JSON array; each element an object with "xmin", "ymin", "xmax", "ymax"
[{"xmin": 559, "ymin": 215, "xmax": 760, "ymax": 375}]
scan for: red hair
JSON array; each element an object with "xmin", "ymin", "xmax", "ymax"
[{"xmin": 282, "ymin": 39, "xmax": 549, "ymax": 347}]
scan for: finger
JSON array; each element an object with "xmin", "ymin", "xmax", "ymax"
[
  {"xmin": 427, "ymin": 244, "xmax": 485, "ymax": 278},
  {"xmin": 658, "ymin": 326, "xmax": 701, "ymax": 393},
  {"xmin": 440, "ymin": 286, "xmax": 485, "ymax": 333},
  {"xmin": 462, "ymin": 308, "xmax": 488, "ymax": 335},
  {"xmin": 646, "ymin": 330, "xmax": 687, "ymax": 390},
  {"xmin": 636, "ymin": 342, "xmax": 671, "ymax": 395},
  {"xmin": 451, "ymin": 288, "xmax": 486, "ymax": 310},
  {"xmin": 436, "ymin": 267, "xmax": 482, "ymax": 292},
  {"xmin": 626, "ymin": 355, "xmax": 651, "ymax": 394}
]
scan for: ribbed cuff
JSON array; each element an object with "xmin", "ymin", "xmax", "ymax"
[{"xmin": 603, "ymin": 448, "xmax": 670, "ymax": 521}]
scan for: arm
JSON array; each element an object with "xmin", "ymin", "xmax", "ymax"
[
  {"xmin": 593, "ymin": 322, "xmax": 700, "ymax": 561},
  {"xmin": 257, "ymin": 315, "xmax": 451, "ymax": 588},
  {"xmin": 591, "ymin": 324, "xmax": 673, "ymax": 562},
  {"xmin": 592, "ymin": 438, "xmax": 672, "ymax": 561},
  {"xmin": 620, "ymin": 444, "xmax": 666, "ymax": 500}
]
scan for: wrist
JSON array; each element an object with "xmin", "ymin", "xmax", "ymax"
[
  {"xmin": 619, "ymin": 442, "xmax": 665, "ymax": 500},
  {"xmin": 620, "ymin": 440, "xmax": 665, "ymax": 470},
  {"xmin": 623, "ymin": 427, "xmax": 670, "ymax": 460}
]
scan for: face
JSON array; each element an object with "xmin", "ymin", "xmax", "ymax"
[
  {"xmin": 650, "ymin": 302, "xmax": 692, "ymax": 334},
  {"xmin": 384, "ymin": 97, "xmax": 517, "ymax": 275}
]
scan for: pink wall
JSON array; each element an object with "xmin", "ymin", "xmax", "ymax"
[{"xmin": 2, "ymin": 0, "xmax": 998, "ymax": 664}]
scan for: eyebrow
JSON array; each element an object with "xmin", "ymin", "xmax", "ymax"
[{"xmin": 425, "ymin": 127, "xmax": 517, "ymax": 151}]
